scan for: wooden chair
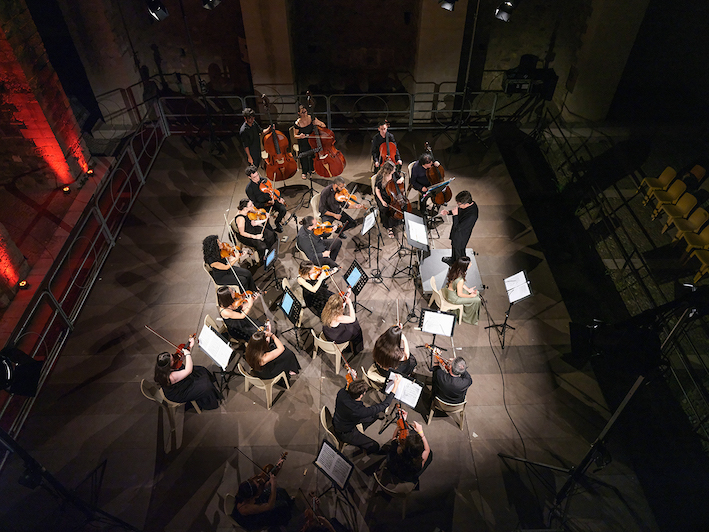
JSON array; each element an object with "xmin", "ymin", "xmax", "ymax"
[
  {"xmin": 140, "ymin": 379, "xmax": 201, "ymax": 432},
  {"xmin": 372, "ymin": 463, "xmax": 416, "ymax": 520},
  {"xmin": 406, "ymin": 161, "xmax": 419, "ymax": 208},
  {"xmin": 428, "ymin": 396, "xmax": 467, "ymax": 431},
  {"xmin": 310, "ymin": 192, "xmax": 322, "ymax": 222},
  {"xmin": 428, "ymin": 276, "xmax": 464, "ymax": 323},
  {"xmin": 672, "ymin": 208, "xmax": 709, "ymax": 243},
  {"xmin": 650, "ymin": 180, "xmax": 686, "ymax": 220},
  {"xmin": 660, "ymin": 193, "xmax": 697, "ymax": 232},
  {"xmin": 237, "ymin": 361, "xmax": 289, "ymax": 410},
  {"xmin": 320, "ymin": 406, "xmax": 349, "ymax": 452},
  {"xmin": 311, "ymin": 330, "xmax": 349, "ymax": 374},
  {"xmin": 690, "ymin": 249, "xmax": 709, "ymax": 283},
  {"xmin": 637, "ymin": 166, "xmax": 676, "ymax": 205}
]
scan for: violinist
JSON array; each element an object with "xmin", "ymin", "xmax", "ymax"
[
  {"xmin": 373, "ymin": 161, "xmax": 403, "ymax": 238},
  {"xmin": 202, "ymin": 235, "xmax": 258, "ymax": 292},
  {"xmin": 244, "ymin": 329, "xmax": 300, "ymax": 382},
  {"xmin": 387, "ymin": 410, "xmax": 432, "ymax": 484},
  {"xmin": 231, "ymin": 474, "xmax": 293, "ymax": 530},
  {"xmin": 245, "ymin": 165, "xmax": 286, "ymax": 233},
  {"xmin": 372, "ymin": 326, "xmax": 417, "ymax": 379},
  {"xmin": 233, "ymin": 199, "xmax": 277, "ymax": 260},
  {"xmin": 217, "ymin": 286, "xmax": 264, "ymax": 342},
  {"xmin": 440, "ymin": 190, "xmax": 478, "ymax": 264},
  {"xmin": 297, "ymin": 261, "xmax": 335, "ymax": 318},
  {"xmin": 432, "ymin": 356, "xmax": 472, "ymax": 405},
  {"xmin": 410, "ymin": 152, "xmax": 442, "ymax": 209},
  {"xmin": 332, "ymin": 375, "xmax": 402, "ymax": 454},
  {"xmin": 296, "ymin": 216, "xmax": 342, "ymax": 269},
  {"xmin": 153, "ymin": 336, "xmax": 223, "ymax": 410},
  {"xmin": 318, "ymin": 176, "xmax": 363, "ymax": 239},
  {"xmin": 239, "ymin": 108, "xmax": 271, "ymax": 169},
  {"xmin": 321, "ymin": 293, "xmax": 364, "ymax": 356},
  {"xmin": 371, "ymin": 120, "xmax": 402, "ymax": 168},
  {"xmin": 294, "ymin": 103, "xmax": 326, "ymax": 179}
]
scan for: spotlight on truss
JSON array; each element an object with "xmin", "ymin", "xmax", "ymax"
[
  {"xmin": 147, "ymin": 0, "xmax": 169, "ymax": 21},
  {"xmin": 202, "ymin": 0, "xmax": 222, "ymax": 9},
  {"xmin": 439, "ymin": 1, "xmax": 456, "ymax": 11},
  {"xmin": 495, "ymin": 1, "xmax": 516, "ymax": 22}
]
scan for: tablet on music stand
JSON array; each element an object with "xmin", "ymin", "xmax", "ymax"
[
  {"xmin": 344, "ymin": 260, "xmax": 368, "ymax": 295},
  {"xmin": 263, "ymin": 239, "xmax": 279, "ymax": 272},
  {"xmin": 419, "ymin": 308, "xmax": 456, "ymax": 337}
]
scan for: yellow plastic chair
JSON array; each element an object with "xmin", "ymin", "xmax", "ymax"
[
  {"xmin": 428, "ymin": 276, "xmax": 464, "ymax": 323},
  {"xmin": 428, "ymin": 397, "xmax": 467, "ymax": 431},
  {"xmin": 682, "ymin": 226, "xmax": 709, "ymax": 254},
  {"xmin": 294, "ymin": 240, "xmax": 309, "ymax": 262},
  {"xmin": 237, "ymin": 361, "xmax": 289, "ymax": 410},
  {"xmin": 372, "ymin": 464, "xmax": 416, "ymax": 520},
  {"xmin": 660, "ymin": 193, "xmax": 697, "ymax": 232},
  {"xmin": 690, "ymin": 249, "xmax": 709, "ymax": 283},
  {"xmin": 637, "ymin": 166, "xmax": 676, "ymax": 205},
  {"xmin": 672, "ymin": 208, "xmax": 709, "ymax": 243},
  {"xmin": 311, "ymin": 330, "xmax": 349, "ymax": 374},
  {"xmin": 140, "ymin": 379, "xmax": 201, "ymax": 432},
  {"xmin": 320, "ymin": 405, "xmax": 349, "ymax": 453},
  {"xmin": 650, "ymin": 180, "xmax": 686, "ymax": 220},
  {"xmin": 361, "ymin": 364, "xmax": 387, "ymax": 392}
]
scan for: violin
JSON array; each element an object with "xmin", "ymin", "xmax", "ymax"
[
  {"xmin": 424, "ymin": 141, "xmax": 452, "ymax": 205},
  {"xmin": 433, "ymin": 352, "xmax": 452, "ymax": 372},
  {"xmin": 385, "ymin": 172, "xmax": 412, "ymax": 221},
  {"xmin": 302, "ymin": 91, "xmax": 346, "ymax": 178},
  {"xmin": 258, "ymin": 177, "xmax": 285, "ymax": 205},
  {"xmin": 311, "ymin": 265, "xmax": 332, "ymax": 276},
  {"xmin": 261, "ymin": 94, "xmax": 297, "ymax": 182},
  {"xmin": 247, "ymin": 207, "xmax": 269, "ymax": 221},
  {"xmin": 312, "ymin": 221, "xmax": 338, "ymax": 236},
  {"xmin": 249, "ymin": 451, "xmax": 288, "ymax": 498},
  {"xmin": 335, "ymin": 189, "xmax": 366, "ymax": 209},
  {"xmin": 219, "ymin": 240, "xmax": 253, "ymax": 261},
  {"xmin": 395, "ymin": 403, "xmax": 413, "ymax": 442},
  {"xmin": 144, "ymin": 326, "xmax": 196, "ymax": 370}
]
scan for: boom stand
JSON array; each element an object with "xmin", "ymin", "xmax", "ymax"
[
  {"xmin": 485, "ymin": 301, "xmax": 515, "ymax": 349},
  {"xmin": 498, "ymin": 375, "xmax": 645, "ymax": 530}
]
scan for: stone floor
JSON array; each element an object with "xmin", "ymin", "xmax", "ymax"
[{"xmin": 0, "ymin": 132, "xmax": 658, "ymax": 532}]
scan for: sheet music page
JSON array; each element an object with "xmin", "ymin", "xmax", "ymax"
[
  {"xmin": 504, "ymin": 271, "xmax": 531, "ymax": 303},
  {"xmin": 198, "ymin": 324, "xmax": 232, "ymax": 370},
  {"xmin": 408, "ymin": 220, "xmax": 427, "ymax": 245},
  {"xmin": 385, "ymin": 374, "xmax": 423, "ymax": 408},
  {"xmin": 314, "ymin": 442, "xmax": 352, "ymax": 489}
]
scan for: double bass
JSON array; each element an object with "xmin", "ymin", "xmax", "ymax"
[
  {"xmin": 424, "ymin": 142, "xmax": 452, "ymax": 205},
  {"xmin": 261, "ymin": 95, "xmax": 297, "ymax": 182},
  {"xmin": 303, "ymin": 91, "xmax": 346, "ymax": 178}
]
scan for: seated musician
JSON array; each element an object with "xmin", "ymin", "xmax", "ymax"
[
  {"xmin": 296, "ymin": 216, "xmax": 342, "ymax": 269},
  {"xmin": 202, "ymin": 234, "xmax": 257, "ymax": 292},
  {"xmin": 441, "ymin": 257, "xmax": 481, "ymax": 325},
  {"xmin": 233, "ymin": 199, "xmax": 277, "ymax": 260},
  {"xmin": 319, "ymin": 176, "xmax": 364, "ymax": 239},
  {"xmin": 245, "ymin": 165, "xmax": 287, "ymax": 233},
  {"xmin": 387, "ymin": 412, "xmax": 432, "ymax": 485},
  {"xmin": 294, "ymin": 103, "xmax": 327, "ymax": 179},
  {"xmin": 216, "ymin": 286, "xmax": 264, "ymax": 342},
  {"xmin": 297, "ymin": 261, "xmax": 335, "ymax": 318},
  {"xmin": 153, "ymin": 336, "xmax": 223, "ymax": 410},
  {"xmin": 372, "ymin": 326, "xmax": 417, "ymax": 379},
  {"xmin": 432, "ymin": 356, "xmax": 472, "ymax": 405},
  {"xmin": 231, "ymin": 474, "xmax": 293, "ymax": 530},
  {"xmin": 244, "ymin": 329, "xmax": 300, "ymax": 382},
  {"xmin": 321, "ymin": 293, "xmax": 364, "ymax": 356},
  {"xmin": 332, "ymin": 376, "xmax": 401, "ymax": 454},
  {"xmin": 410, "ymin": 152, "xmax": 442, "ymax": 209},
  {"xmin": 373, "ymin": 161, "xmax": 403, "ymax": 238},
  {"xmin": 371, "ymin": 120, "xmax": 402, "ymax": 169}
]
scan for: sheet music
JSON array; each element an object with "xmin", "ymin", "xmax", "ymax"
[
  {"xmin": 198, "ymin": 324, "xmax": 232, "ymax": 370},
  {"xmin": 361, "ymin": 210, "xmax": 376, "ymax": 236},
  {"xmin": 385, "ymin": 374, "xmax": 423, "ymax": 408},
  {"xmin": 314, "ymin": 441, "xmax": 353, "ymax": 489},
  {"xmin": 504, "ymin": 271, "xmax": 531, "ymax": 303},
  {"xmin": 408, "ymin": 219, "xmax": 427, "ymax": 245}
]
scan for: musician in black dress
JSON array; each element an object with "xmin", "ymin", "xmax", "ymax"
[
  {"xmin": 231, "ymin": 473, "xmax": 293, "ymax": 530},
  {"xmin": 244, "ymin": 329, "xmax": 300, "ymax": 381},
  {"xmin": 233, "ymin": 199, "xmax": 277, "ymax": 260},
  {"xmin": 373, "ymin": 161, "xmax": 403, "ymax": 238},
  {"xmin": 371, "ymin": 120, "xmax": 402, "ymax": 168},
  {"xmin": 153, "ymin": 336, "xmax": 222, "ymax": 410},
  {"xmin": 296, "ymin": 216, "xmax": 342, "ymax": 269},
  {"xmin": 239, "ymin": 108, "xmax": 271, "ymax": 169},
  {"xmin": 217, "ymin": 286, "xmax": 264, "ymax": 342},
  {"xmin": 387, "ymin": 414, "xmax": 432, "ymax": 485},
  {"xmin": 245, "ymin": 165, "xmax": 286, "ymax": 232},
  {"xmin": 294, "ymin": 103, "xmax": 326, "ymax": 178},
  {"xmin": 202, "ymin": 235, "xmax": 257, "ymax": 291},
  {"xmin": 372, "ymin": 325, "xmax": 417, "ymax": 379},
  {"xmin": 440, "ymin": 190, "xmax": 479, "ymax": 264},
  {"xmin": 297, "ymin": 261, "xmax": 335, "ymax": 318},
  {"xmin": 321, "ymin": 293, "xmax": 364, "ymax": 356}
]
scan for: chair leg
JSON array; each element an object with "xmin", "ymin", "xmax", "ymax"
[
  {"xmin": 265, "ymin": 384, "xmax": 273, "ymax": 410},
  {"xmin": 165, "ymin": 405, "xmax": 177, "ymax": 432},
  {"xmin": 427, "ymin": 405, "xmax": 434, "ymax": 425},
  {"xmin": 335, "ymin": 352, "xmax": 340, "ymax": 375},
  {"xmin": 458, "ymin": 409, "xmax": 465, "ymax": 431},
  {"xmin": 191, "ymin": 401, "xmax": 202, "ymax": 414},
  {"xmin": 244, "ymin": 379, "xmax": 252, "ymax": 393}
]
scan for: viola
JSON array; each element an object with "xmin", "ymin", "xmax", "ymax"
[
  {"xmin": 395, "ymin": 403, "xmax": 412, "ymax": 442},
  {"xmin": 311, "ymin": 265, "xmax": 332, "ymax": 276},
  {"xmin": 424, "ymin": 141, "xmax": 452, "ymax": 205},
  {"xmin": 335, "ymin": 189, "xmax": 366, "ymax": 208},
  {"xmin": 313, "ymin": 221, "xmax": 337, "ymax": 236},
  {"xmin": 333, "ymin": 341, "xmax": 356, "ymax": 388},
  {"xmin": 434, "ymin": 353, "xmax": 452, "ymax": 372},
  {"xmin": 247, "ymin": 207, "xmax": 268, "ymax": 221},
  {"xmin": 303, "ymin": 91, "xmax": 346, "ymax": 178},
  {"xmin": 249, "ymin": 451, "xmax": 288, "ymax": 498},
  {"xmin": 144, "ymin": 326, "xmax": 195, "ymax": 370},
  {"xmin": 385, "ymin": 173, "xmax": 412, "ymax": 220},
  {"xmin": 258, "ymin": 177, "xmax": 285, "ymax": 205},
  {"xmin": 261, "ymin": 95, "xmax": 297, "ymax": 182}
]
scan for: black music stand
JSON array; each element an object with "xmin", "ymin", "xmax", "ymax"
[
  {"xmin": 312, "ymin": 439, "xmax": 358, "ymax": 522},
  {"xmin": 486, "ymin": 270, "xmax": 533, "ymax": 349},
  {"xmin": 419, "ymin": 308, "xmax": 456, "ymax": 367},
  {"xmin": 363, "ymin": 208, "xmax": 389, "ymax": 291},
  {"xmin": 258, "ymin": 240, "xmax": 281, "ymax": 291},
  {"xmin": 344, "ymin": 260, "xmax": 371, "ymax": 314},
  {"xmin": 199, "ymin": 323, "xmax": 238, "ymax": 396},
  {"xmin": 391, "ymin": 211, "xmax": 429, "ymax": 279},
  {"xmin": 278, "ymin": 286, "xmax": 306, "ymax": 351}
]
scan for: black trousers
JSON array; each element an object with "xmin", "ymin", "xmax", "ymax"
[
  {"xmin": 452, "ymin": 242, "xmax": 467, "ymax": 262},
  {"xmin": 334, "ymin": 418, "xmax": 380, "ymax": 453},
  {"xmin": 322, "ymin": 211, "xmax": 355, "ymax": 233},
  {"xmin": 270, "ymin": 202, "xmax": 287, "ymax": 226}
]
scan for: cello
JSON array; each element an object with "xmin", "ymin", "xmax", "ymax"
[
  {"xmin": 303, "ymin": 91, "xmax": 346, "ymax": 178},
  {"xmin": 424, "ymin": 141, "xmax": 452, "ymax": 205},
  {"xmin": 261, "ymin": 95, "xmax": 297, "ymax": 182},
  {"xmin": 379, "ymin": 121, "xmax": 401, "ymax": 171},
  {"xmin": 385, "ymin": 166, "xmax": 412, "ymax": 221}
]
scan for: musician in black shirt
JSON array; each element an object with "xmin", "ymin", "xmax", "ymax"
[
  {"xmin": 244, "ymin": 165, "xmax": 287, "ymax": 232},
  {"xmin": 432, "ymin": 356, "xmax": 472, "ymax": 405},
  {"xmin": 440, "ymin": 190, "xmax": 478, "ymax": 264},
  {"xmin": 319, "ymin": 176, "xmax": 365, "ymax": 239},
  {"xmin": 239, "ymin": 108, "xmax": 271, "ymax": 169},
  {"xmin": 296, "ymin": 216, "xmax": 342, "ymax": 268},
  {"xmin": 371, "ymin": 121, "xmax": 402, "ymax": 168}
]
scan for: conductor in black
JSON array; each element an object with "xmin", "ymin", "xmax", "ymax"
[{"xmin": 440, "ymin": 190, "xmax": 478, "ymax": 264}]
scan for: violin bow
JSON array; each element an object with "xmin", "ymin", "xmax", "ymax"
[
  {"xmin": 258, "ymin": 205, "xmax": 274, "ymax": 238},
  {"xmin": 235, "ymin": 446, "xmax": 269, "ymax": 475},
  {"xmin": 145, "ymin": 325, "xmax": 190, "ymax": 354}
]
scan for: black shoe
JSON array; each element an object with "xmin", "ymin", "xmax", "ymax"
[
  {"xmin": 442, "ymin": 256, "xmax": 454, "ymax": 265},
  {"xmin": 339, "ymin": 232, "xmax": 347, "ymax": 239},
  {"xmin": 274, "ymin": 224, "xmax": 284, "ymax": 233}
]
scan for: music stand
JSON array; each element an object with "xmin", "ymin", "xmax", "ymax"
[
  {"xmin": 391, "ymin": 211, "xmax": 428, "ymax": 279},
  {"xmin": 313, "ymin": 439, "xmax": 358, "ymax": 520},
  {"xmin": 344, "ymin": 260, "xmax": 371, "ymax": 314},
  {"xmin": 486, "ymin": 270, "xmax": 533, "ymax": 349},
  {"xmin": 258, "ymin": 239, "xmax": 281, "ymax": 291},
  {"xmin": 198, "ymin": 323, "xmax": 237, "ymax": 395},
  {"xmin": 419, "ymin": 308, "xmax": 456, "ymax": 367},
  {"xmin": 278, "ymin": 286, "xmax": 306, "ymax": 350},
  {"xmin": 363, "ymin": 208, "xmax": 389, "ymax": 290}
]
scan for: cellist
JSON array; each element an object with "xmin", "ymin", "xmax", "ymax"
[
  {"xmin": 245, "ymin": 165, "xmax": 287, "ymax": 233},
  {"xmin": 410, "ymin": 152, "xmax": 442, "ymax": 209},
  {"xmin": 373, "ymin": 161, "xmax": 403, "ymax": 238},
  {"xmin": 371, "ymin": 120, "xmax": 402, "ymax": 168}
]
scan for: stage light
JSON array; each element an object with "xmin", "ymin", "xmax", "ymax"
[
  {"xmin": 495, "ymin": 1, "xmax": 515, "ymax": 22},
  {"xmin": 86, "ymin": 168, "xmax": 94, "ymax": 176},
  {"xmin": 439, "ymin": 0, "xmax": 456, "ymax": 11},
  {"xmin": 147, "ymin": 0, "xmax": 169, "ymax": 21},
  {"xmin": 18, "ymin": 280, "xmax": 28, "ymax": 289},
  {"xmin": 202, "ymin": 0, "xmax": 222, "ymax": 9},
  {"xmin": 62, "ymin": 186, "xmax": 71, "ymax": 195}
]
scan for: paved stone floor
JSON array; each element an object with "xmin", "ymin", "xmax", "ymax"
[{"xmin": 0, "ymin": 132, "xmax": 658, "ymax": 531}]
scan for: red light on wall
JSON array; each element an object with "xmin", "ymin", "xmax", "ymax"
[
  {"xmin": 62, "ymin": 186, "xmax": 71, "ymax": 194},
  {"xmin": 18, "ymin": 280, "xmax": 28, "ymax": 289}
]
